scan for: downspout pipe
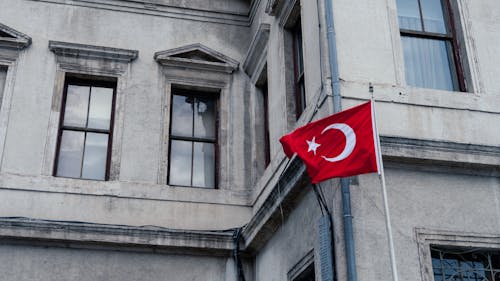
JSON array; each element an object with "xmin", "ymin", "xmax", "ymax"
[{"xmin": 323, "ymin": 0, "xmax": 358, "ymax": 281}]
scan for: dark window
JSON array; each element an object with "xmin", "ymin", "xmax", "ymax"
[
  {"xmin": 292, "ymin": 17, "xmax": 306, "ymax": 119},
  {"xmin": 257, "ymin": 76, "xmax": 271, "ymax": 168},
  {"xmin": 431, "ymin": 246, "xmax": 500, "ymax": 281},
  {"xmin": 293, "ymin": 263, "xmax": 315, "ymax": 281},
  {"xmin": 0, "ymin": 66, "xmax": 7, "ymax": 108},
  {"xmin": 396, "ymin": 0, "xmax": 465, "ymax": 91},
  {"xmin": 54, "ymin": 77, "xmax": 116, "ymax": 180},
  {"xmin": 168, "ymin": 89, "xmax": 217, "ymax": 188}
]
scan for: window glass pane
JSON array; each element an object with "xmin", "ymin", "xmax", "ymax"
[
  {"xmin": 169, "ymin": 140, "xmax": 192, "ymax": 186},
  {"xmin": 420, "ymin": 0, "xmax": 447, "ymax": 34},
  {"xmin": 192, "ymin": 142, "xmax": 215, "ymax": 188},
  {"xmin": 171, "ymin": 93, "xmax": 194, "ymax": 138},
  {"xmin": 63, "ymin": 85, "xmax": 90, "ymax": 128},
  {"xmin": 295, "ymin": 22, "xmax": 304, "ymax": 75},
  {"xmin": 193, "ymin": 96, "xmax": 216, "ymax": 139},
  {"xmin": 396, "ymin": 0, "xmax": 423, "ymax": 31},
  {"xmin": 88, "ymin": 87, "xmax": 113, "ymax": 130},
  {"xmin": 0, "ymin": 66, "xmax": 7, "ymax": 109},
  {"xmin": 401, "ymin": 36, "xmax": 456, "ymax": 91},
  {"xmin": 81, "ymin": 132, "xmax": 108, "ymax": 180},
  {"xmin": 56, "ymin": 130, "xmax": 85, "ymax": 178}
]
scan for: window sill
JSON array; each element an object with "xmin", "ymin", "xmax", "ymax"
[
  {"xmin": 340, "ymin": 80, "xmax": 500, "ymax": 114},
  {"xmin": 0, "ymin": 172, "xmax": 251, "ymax": 206}
]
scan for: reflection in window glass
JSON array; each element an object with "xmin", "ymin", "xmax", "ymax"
[
  {"xmin": 169, "ymin": 140, "xmax": 192, "ymax": 187},
  {"xmin": 63, "ymin": 85, "xmax": 90, "ymax": 128},
  {"xmin": 397, "ymin": 0, "xmax": 422, "ymax": 31},
  {"xmin": 88, "ymin": 87, "xmax": 113, "ymax": 130},
  {"xmin": 169, "ymin": 91, "xmax": 217, "ymax": 188},
  {"xmin": 82, "ymin": 133, "xmax": 108, "ymax": 180},
  {"xmin": 171, "ymin": 94, "xmax": 194, "ymax": 138},
  {"xmin": 193, "ymin": 97, "xmax": 216, "ymax": 139},
  {"xmin": 57, "ymin": 130, "xmax": 85, "ymax": 178},
  {"xmin": 420, "ymin": 0, "xmax": 447, "ymax": 34},
  {"xmin": 192, "ymin": 142, "xmax": 215, "ymax": 188}
]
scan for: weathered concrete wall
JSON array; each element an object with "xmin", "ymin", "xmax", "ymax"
[
  {"xmin": 254, "ymin": 188, "xmax": 323, "ymax": 281},
  {"xmin": 343, "ymin": 167, "xmax": 500, "ymax": 281},
  {"xmin": 0, "ymin": 0, "xmax": 253, "ymax": 230},
  {"xmin": 0, "ymin": 243, "xmax": 230, "ymax": 281}
]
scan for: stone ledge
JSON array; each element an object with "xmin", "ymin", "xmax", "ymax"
[
  {"xmin": 29, "ymin": 0, "xmax": 251, "ymax": 26},
  {"xmin": 49, "ymin": 41, "xmax": 138, "ymax": 62},
  {"xmin": 381, "ymin": 136, "xmax": 500, "ymax": 169},
  {"xmin": 0, "ymin": 217, "xmax": 235, "ymax": 254}
]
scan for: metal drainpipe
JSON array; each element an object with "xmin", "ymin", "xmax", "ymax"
[{"xmin": 323, "ymin": 0, "xmax": 358, "ymax": 281}]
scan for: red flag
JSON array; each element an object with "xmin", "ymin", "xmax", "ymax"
[{"xmin": 280, "ymin": 101, "xmax": 379, "ymax": 183}]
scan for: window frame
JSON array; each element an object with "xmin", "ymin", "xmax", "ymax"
[
  {"xmin": 256, "ymin": 75, "xmax": 271, "ymax": 168},
  {"xmin": 416, "ymin": 228, "xmax": 500, "ymax": 281},
  {"xmin": 53, "ymin": 76, "xmax": 117, "ymax": 181},
  {"xmin": 430, "ymin": 245, "xmax": 500, "ymax": 281},
  {"xmin": 291, "ymin": 16, "xmax": 306, "ymax": 119},
  {"xmin": 167, "ymin": 88, "xmax": 219, "ymax": 189},
  {"xmin": 398, "ymin": 0, "xmax": 466, "ymax": 92}
]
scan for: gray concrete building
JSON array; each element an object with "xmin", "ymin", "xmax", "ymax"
[{"xmin": 0, "ymin": 0, "xmax": 499, "ymax": 280}]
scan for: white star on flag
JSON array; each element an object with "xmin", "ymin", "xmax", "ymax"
[{"xmin": 306, "ymin": 137, "xmax": 321, "ymax": 155}]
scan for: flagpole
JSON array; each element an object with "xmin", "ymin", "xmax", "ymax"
[{"xmin": 371, "ymin": 94, "xmax": 400, "ymax": 281}]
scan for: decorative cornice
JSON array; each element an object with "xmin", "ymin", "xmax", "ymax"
[
  {"xmin": 0, "ymin": 217, "xmax": 235, "ymax": 254},
  {"xmin": 155, "ymin": 43, "xmax": 239, "ymax": 73},
  {"xmin": 242, "ymin": 24, "xmax": 270, "ymax": 79},
  {"xmin": 0, "ymin": 22, "xmax": 32, "ymax": 50},
  {"xmin": 265, "ymin": 0, "xmax": 285, "ymax": 16},
  {"xmin": 28, "ymin": 0, "xmax": 250, "ymax": 26},
  {"xmin": 49, "ymin": 41, "xmax": 138, "ymax": 62}
]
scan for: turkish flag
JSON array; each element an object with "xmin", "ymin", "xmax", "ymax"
[{"xmin": 280, "ymin": 101, "xmax": 379, "ymax": 183}]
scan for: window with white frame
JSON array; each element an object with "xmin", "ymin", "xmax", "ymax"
[{"xmin": 396, "ymin": 0, "xmax": 466, "ymax": 91}]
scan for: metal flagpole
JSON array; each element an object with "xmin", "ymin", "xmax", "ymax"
[{"xmin": 370, "ymin": 90, "xmax": 400, "ymax": 281}]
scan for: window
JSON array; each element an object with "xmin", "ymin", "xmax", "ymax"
[
  {"xmin": 54, "ymin": 77, "xmax": 116, "ymax": 180},
  {"xmin": 431, "ymin": 246, "xmax": 500, "ymax": 281},
  {"xmin": 396, "ymin": 0, "xmax": 465, "ymax": 91},
  {"xmin": 0, "ymin": 66, "xmax": 7, "ymax": 109},
  {"xmin": 293, "ymin": 263, "xmax": 315, "ymax": 281},
  {"xmin": 168, "ymin": 89, "xmax": 218, "ymax": 188},
  {"xmin": 257, "ymin": 74, "xmax": 271, "ymax": 168},
  {"xmin": 292, "ymin": 17, "xmax": 306, "ymax": 119}
]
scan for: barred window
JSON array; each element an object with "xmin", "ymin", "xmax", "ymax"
[{"xmin": 431, "ymin": 246, "xmax": 500, "ymax": 281}]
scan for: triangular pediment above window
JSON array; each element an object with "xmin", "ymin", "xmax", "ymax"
[
  {"xmin": 0, "ymin": 22, "xmax": 31, "ymax": 50},
  {"xmin": 154, "ymin": 43, "xmax": 239, "ymax": 73}
]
